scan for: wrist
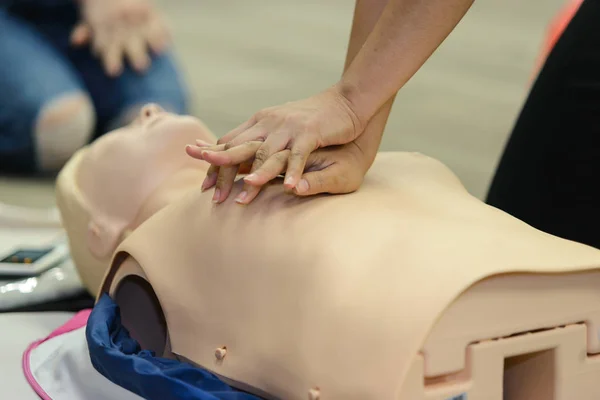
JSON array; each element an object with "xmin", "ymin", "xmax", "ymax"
[
  {"xmin": 353, "ymin": 95, "xmax": 396, "ymax": 170},
  {"xmin": 355, "ymin": 126, "xmax": 381, "ymax": 163},
  {"xmin": 332, "ymin": 80, "xmax": 373, "ymax": 132}
]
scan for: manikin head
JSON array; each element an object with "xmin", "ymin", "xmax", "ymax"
[{"xmin": 56, "ymin": 104, "xmax": 216, "ymax": 295}]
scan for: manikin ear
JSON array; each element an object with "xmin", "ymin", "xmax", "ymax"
[{"xmin": 86, "ymin": 218, "xmax": 123, "ymax": 259}]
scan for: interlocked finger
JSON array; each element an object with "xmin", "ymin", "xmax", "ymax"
[
  {"xmin": 284, "ymin": 137, "xmax": 318, "ymax": 189},
  {"xmin": 218, "ymin": 123, "xmax": 271, "ymax": 150},
  {"xmin": 202, "ymin": 164, "xmax": 219, "ymax": 191},
  {"xmin": 243, "ymin": 149, "xmax": 290, "ymax": 187},
  {"xmin": 185, "ymin": 143, "xmax": 224, "ymax": 160},
  {"xmin": 200, "ymin": 141, "xmax": 262, "ymax": 166},
  {"xmin": 213, "ymin": 165, "xmax": 238, "ymax": 204},
  {"xmin": 236, "ymin": 149, "xmax": 290, "ymax": 204},
  {"xmin": 247, "ymin": 133, "xmax": 290, "ymax": 177}
]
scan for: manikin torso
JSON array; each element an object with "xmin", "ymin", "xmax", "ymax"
[{"xmin": 57, "ymin": 107, "xmax": 600, "ymax": 399}]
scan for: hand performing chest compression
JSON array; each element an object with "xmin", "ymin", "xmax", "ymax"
[
  {"xmin": 185, "ymin": 0, "xmax": 475, "ymax": 204},
  {"xmin": 185, "ymin": 137, "xmax": 371, "ymax": 204},
  {"xmin": 184, "ymin": 86, "xmax": 369, "ymax": 204}
]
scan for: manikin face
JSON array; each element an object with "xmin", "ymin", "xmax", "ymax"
[
  {"xmin": 79, "ymin": 103, "xmax": 213, "ymax": 188},
  {"xmin": 57, "ymin": 104, "xmax": 216, "ymax": 294},
  {"xmin": 79, "ymin": 104, "xmax": 214, "ymax": 229}
]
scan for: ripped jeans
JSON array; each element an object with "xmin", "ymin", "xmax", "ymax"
[{"xmin": 0, "ymin": 1, "xmax": 188, "ymax": 173}]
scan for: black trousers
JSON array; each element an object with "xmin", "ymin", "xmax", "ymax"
[{"xmin": 486, "ymin": 0, "xmax": 600, "ymax": 249}]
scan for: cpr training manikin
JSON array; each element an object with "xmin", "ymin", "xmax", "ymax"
[{"xmin": 21, "ymin": 104, "xmax": 600, "ymax": 400}]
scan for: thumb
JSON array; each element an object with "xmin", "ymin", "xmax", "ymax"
[
  {"xmin": 71, "ymin": 23, "xmax": 91, "ymax": 46},
  {"xmin": 293, "ymin": 165, "xmax": 356, "ymax": 196}
]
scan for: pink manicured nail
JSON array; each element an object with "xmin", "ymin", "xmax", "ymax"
[
  {"xmin": 201, "ymin": 150, "xmax": 217, "ymax": 160},
  {"xmin": 235, "ymin": 191, "xmax": 247, "ymax": 204},
  {"xmin": 244, "ymin": 173, "xmax": 257, "ymax": 183},
  {"xmin": 186, "ymin": 145, "xmax": 203, "ymax": 159},
  {"xmin": 295, "ymin": 179, "xmax": 309, "ymax": 194}
]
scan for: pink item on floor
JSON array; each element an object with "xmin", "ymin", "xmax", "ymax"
[{"xmin": 21, "ymin": 309, "xmax": 142, "ymax": 400}]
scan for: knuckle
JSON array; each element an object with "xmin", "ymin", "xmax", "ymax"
[
  {"xmin": 290, "ymin": 148, "xmax": 306, "ymax": 160},
  {"xmin": 273, "ymin": 151, "xmax": 289, "ymax": 164},
  {"xmin": 215, "ymin": 174, "xmax": 226, "ymax": 187},
  {"xmin": 249, "ymin": 127, "xmax": 267, "ymax": 141},
  {"xmin": 255, "ymin": 147, "xmax": 270, "ymax": 162},
  {"xmin": 224, "ymin": 141, "xmax": 236, "ymax": 150},
  {"xmin": 249, "ymin": 140, "xmax": 265, "ymax": 149},
  {"xmin": 254, "ymin": 129, "xmax": 268, "ymax": 142},
  {"xmin": 216, "ymin": 170, "xmax": 232, "ymax": 187}
]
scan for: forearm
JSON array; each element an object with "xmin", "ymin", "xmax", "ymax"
[
  {"xmin": 343, "ymin": 0, "xmax": 396, "ymax": 163},
  {"xmin": 339, "ymin": 0, "xmax": 474, "ymax": 126}
]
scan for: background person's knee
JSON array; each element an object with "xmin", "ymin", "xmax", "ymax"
[{"xmin": 35, "ymin": 93, "xmax": 96, "ymax": 172}]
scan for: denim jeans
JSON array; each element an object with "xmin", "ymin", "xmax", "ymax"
[{"xmin": 0, "ymin": 1, "xmax": 189, "ymax": 173}]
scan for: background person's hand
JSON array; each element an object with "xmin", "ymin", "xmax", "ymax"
[
  {"xmin": 185, "ymin": 138, "xmax": 371, "ymax": 204},
  {"xmin": 212, "ymin": 86, "xmax": 366, "ymax": 193},
  {"xmin": 71, "ymin": 0, "xmax": 170, "ymax": 76}
]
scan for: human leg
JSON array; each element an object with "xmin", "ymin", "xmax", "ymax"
[
  {"xmin": 486, "ymin": 0, "xmax": 600, "ymax": 249},
  {"xmin": 0, "ymin": 10, "xmax": 94, "ymax": 174},
  {"xmin": 12, "ymin": 1, "xmax": 190, "ymax": 136}
]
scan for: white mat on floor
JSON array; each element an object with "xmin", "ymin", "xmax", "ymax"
[{"xmin": 0, "ymin": 312, "xmax": 73, "ymax": 398}]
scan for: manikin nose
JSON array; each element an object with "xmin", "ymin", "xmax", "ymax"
[{"xmin": 139, "ymin": 103, "xmax": 165, "ymax": 121}]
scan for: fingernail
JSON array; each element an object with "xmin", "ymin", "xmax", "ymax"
[
  {"xmin": 212, "ymin": 188, "xmax": 221, "ymax": 203},
  {"xmin": 235, "ymin": 191, "xmax": 247, "ymax": 204},
  {"xmin": 295, "ymin": 179, "xmax": 309, "ymax": 194},
  {"xmin": 284, "ymin": 177, "xmax": 295, "ymax": 187},
  {"xmin": 244, "ymin": 173, "xmax": 257, "ymax": 183},
  {"xmin": 186, "ymin": 144, "xmax": 200, "ymax": 156}
]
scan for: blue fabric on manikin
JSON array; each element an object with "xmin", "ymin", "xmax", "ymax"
[{"xmin": 86, "ymin": 294, "xmax": 261, "ymax": 400}]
